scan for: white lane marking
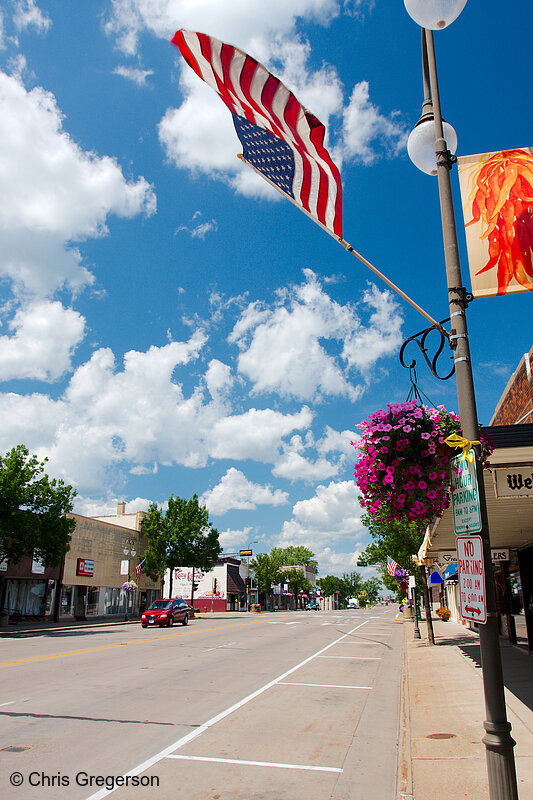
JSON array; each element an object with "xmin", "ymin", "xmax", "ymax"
[
  {"xmin": 85, "ymin": 619, "xmax": 371, "ymax": 799},
  {"xmin": 317, "ymin": 655, "xmax": 381, "ymax": 660},
  {"xmin": 278, "ymin": 682, "xmax": 372, "ymax": 690},
  {"xmin": 0, "ymin": 698, "xmax": 30, "ymax": 707},
  {"xmin": 206, "ymin": 641, "xmax": 238, "ymax": 651},
  {"xmin": 267, "ymin": 621, "xmax": 302, "ymax": 626},
  {"xmin": 317, "ymin": 656, "xmax": 382, "ymax": 660},
  {"xmin": 166, "ymin": 755, "xmax": 342, "ymax": 773}
]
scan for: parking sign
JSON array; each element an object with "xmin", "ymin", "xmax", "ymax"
[{"xmin": 457, "ymin": 535, "xmax": 487, "ymax": 624}]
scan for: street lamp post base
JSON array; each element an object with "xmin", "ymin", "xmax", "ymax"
[{"xmin": 483, "ymin": 721, "xmax": 518, "ymax": 800}]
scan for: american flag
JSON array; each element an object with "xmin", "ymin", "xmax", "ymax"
[
  {"xmin": 387, "ymin": 556, "xmax": 399, "ymax": 577},
  {"xmin": 172, "ymin": 30, "xmax": 343, "ymax": 238},
  {"xmin": 135, "ymin": 560, "xmax": 145, "ymax": 580}
]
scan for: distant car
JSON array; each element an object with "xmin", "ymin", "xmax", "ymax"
[
  {"xmin": 141, "ymin": 598, "xmax": 190, "ymax": 628},
  {"xmin": 306, "ymin": 600, "xmax": 320, "ymax": 610}
]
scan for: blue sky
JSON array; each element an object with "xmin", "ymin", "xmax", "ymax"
[{"xmin": 1, "ymin": 0, "xmax": 531, "ymax": 577}]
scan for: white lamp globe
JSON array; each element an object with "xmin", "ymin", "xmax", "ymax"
[
  {"xmin": 407, "ymin": 118, "xmax": 458, "ymax": 175},
  {"xmin": 404, "ymin": 0, "xmax": 467, "ymax": 29}
]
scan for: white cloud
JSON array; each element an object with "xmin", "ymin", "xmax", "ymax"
[
  {"xmin": 113, "ymin": 65, "xmax": 154, "ymax": 86},
  {"xmin": 0, "ymin": 335, "xmax": 316, "ymax": 492},
  {"xmin": 176, "ymin": 210, "xmax": 219, "ymax": 239},
  {"xmin": 314, "ymin": 546, "xmax": 361, "ymax": 577},
  {"xmin": 316, "ymin": 425, "xmax": 358, "ymax": 457},
  {"xmin": 0, "ymin": 71, "xmax": 156, "ymax": 295},
  {"xmin": 13, "ymin": 0, "xmax": 51, "ymax": 34},
  {"xmin": 229, "ymin": 271, "xmax": 401, "ymax": 401},
  {"xmin": 204, "ymin": 359, "xmax": 233, "ymax": 400},
  {"xmin": 210, "ymin": 406, "xmax": 314, "ymax": 462},
  {"xmin": 0, "ymin": 300, "xmax": 85, "ymax": 381},
  {"xmin": 73, "ymin": 496, "xmax": 151, "ymax": 517},
  {"xmin": 218, "ymin": 526, "xmax": 256, "ymax": 552},
  {"xmin": 342, "ymin": 283, "xmax": 404, "ymax": 371},
  {"xmin": 340, "ymin": 81, "xmax": 407, "ymax": 165},
  {"xmin": 278, "ymin": 479, "xmax": 366, "ymax": 549},
  {"xmin": 201, "ymin": 467, "xmax": 289, "ymax": 515},
  {"xmin": 272, "ymin": 434, "xmax": 340, "ymax": 482},
  {"xmin": 105, "ymin": 0, "xmax": 340, "ymax": 57}
]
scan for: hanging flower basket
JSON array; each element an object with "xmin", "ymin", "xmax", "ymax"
[
  {"xmin": 122, "ymin": 581, "xmax": 138, "ymax": 592},
  {"xmin": 352, "ymin": 400, "xmax": 492, "ymax": 529}
]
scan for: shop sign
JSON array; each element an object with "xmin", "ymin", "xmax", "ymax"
[
  {"xmin": 450, "ymin": 453, "xmax": 482, "ymax": 535},
  {"xmin": 457, "ymin": 535, "xmax": 487, "ymax": 624},
  {"xmin": 493, "ymin": 466, "xmax": 533, "ymax": 498},
  {"xmin": 434, "ymin": 548, "xmax": 509, "ymax": 567},
  {"xmin": 76, "ymin": 558, "xmax": 94, "ymax": 577},
  {"xmin": 491, "ymin": 549, "xmax": 510, "ymax": 562}
]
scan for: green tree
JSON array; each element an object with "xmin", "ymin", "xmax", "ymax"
[
  {"xmin": 361, "ymin": 577, "xmax": 382, "ymax": 605},
  {"xmin": 251, "ymin": 552, "xmax": 282, "ymax": 610},
  {"xmin": 270, "ymin": 546, "xmax": 318, "ymax": 570},
  {"xmin": 341, "ymin": 571, "xmax": 364, "ymax": 604},
  {"xmin": 317, "ymin": 575, "xmax": 345, "ymax": 599},
  {"xmin": 282, "ymin": 568, "xmax": 313, "ymax": 606},
  {"xmin": 358, "ymin": 512, "xmax": 434, "ymax": 642},
  {"xmin": 141, "ymin": 494, "xmax": 221, "ymax": 601},
  {"xmin": 0, "ymin": 444, "xmax": 76, "ymax": 567}
]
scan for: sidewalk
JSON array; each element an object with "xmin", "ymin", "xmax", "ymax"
[{"xmin": 400, "ymin": 616, "xmax": 533, "ymax": 800}]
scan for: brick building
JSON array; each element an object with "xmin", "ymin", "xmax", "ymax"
[{"xmin": 491, "ymin": 345, "xmax": 533, "ymax": 425}]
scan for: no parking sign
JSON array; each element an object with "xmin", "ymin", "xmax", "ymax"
[{"xmin": 456, "ymin": 535, "xmax": 487, "ymax": 624}]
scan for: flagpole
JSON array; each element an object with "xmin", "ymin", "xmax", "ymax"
[{"xmin": 238, "ymin": 154, "xmax": 447, "ymax": 335}]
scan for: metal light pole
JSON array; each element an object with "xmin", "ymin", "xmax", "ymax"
[
  {"xmin": 123, "ymin": 537, "xmax": 136, "ymax": 622},
  {"xmin": 246, "ymin": 541, "xmax": 258, "ymax": 611},
  {"xmin": 405, "ymin": 2, "xmax": 518, "ymax": 796}
]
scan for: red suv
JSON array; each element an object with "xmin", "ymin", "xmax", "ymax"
[{"xmin": 141, "ymin": 598, "xmax": 190, "ymax": 628}]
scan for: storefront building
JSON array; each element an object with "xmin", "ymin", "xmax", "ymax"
[
  {"xmin": 0, "ymin": 504, "xmax": 160, "ymax": 621},
  {"xmin": 420, "ymin": 424, "xmax": 533, "ymax": 650},
  {"xmin": 164, "ymin": 558, "xmax": 257, "ymax": 612}
]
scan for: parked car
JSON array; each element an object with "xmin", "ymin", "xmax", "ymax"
[
  {"xmin": 306, "ymin": 600, "xmax": 320, "ymax": 610},
  {"xmin": 141, "ymin": 598, "xmax": 190, "ymax": 628}
]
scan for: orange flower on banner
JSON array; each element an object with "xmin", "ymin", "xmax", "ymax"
[{"xmin": 464, "ymin": 149, "xmax": 533, "ymax": 295}]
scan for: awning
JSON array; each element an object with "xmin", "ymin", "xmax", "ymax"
[
  {"xmin": 443, "ymin": 564, "xmax": 458, "ymax": 580},
  {"xmin": 226, "ymin": 566, "xmax": 246, "ymax": 594},
  {"xmin": 429, "ymin": 571, "xmax": 444, "ymax": 584}
]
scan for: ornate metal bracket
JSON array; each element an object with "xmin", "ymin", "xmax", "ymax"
[{"xmin": 399, "ymin": 319, "xmax": 455, "ymax": 381}]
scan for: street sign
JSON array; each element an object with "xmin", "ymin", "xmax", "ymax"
[
  {"xmin": 450, "ymin": 451, "xmax": 482, "ymax": 534},
  {"xmin": 239, "ymin": 549, "xmax": 253, "ymax": 556},
  {"xmin": 456, "ymin": 535, "xmax": 487, "ymax": 624}
]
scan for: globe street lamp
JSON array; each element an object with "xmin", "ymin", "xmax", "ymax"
[{"xmin": 404, "ymin": 3, "xmax": 518, "ymax": 798}]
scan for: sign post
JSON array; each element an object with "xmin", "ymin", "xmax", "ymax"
[{"xmin": 456, "ymin": 535, "xmax": 487, "ymax": 624}]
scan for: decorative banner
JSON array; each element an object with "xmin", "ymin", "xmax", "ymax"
[{"xmin": 457, "ymin": 147, "xmax": 533, "ymax": 298}]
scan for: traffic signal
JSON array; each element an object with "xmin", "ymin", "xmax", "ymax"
[{"xmin": 193, "ymin": 582, "xmax": 199, "ymax": 591}]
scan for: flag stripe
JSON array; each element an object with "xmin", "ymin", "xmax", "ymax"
[
  {"xmin": 172, "ymin": 30, "xmax": 342, "ymax": 237},
  {"xmin": 387, "ymin": 556, "xmax": 399, "ymax": 577}
]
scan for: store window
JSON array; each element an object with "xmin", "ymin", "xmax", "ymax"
[
  {"xmin": 86, "ymin": 587, "xmax": 99, "ymax": 616},
  {"xmin": 60, "ymin": 585, "xmax": 74, "ymax": 616},
  {"xmin": 4, "ymin": 580, "xmax": 48, "ymax": 616}
]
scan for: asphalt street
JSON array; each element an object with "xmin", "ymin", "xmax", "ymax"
[{"xmin": 0, "ymin": 608, "xmax": 402, "ymax": 799}]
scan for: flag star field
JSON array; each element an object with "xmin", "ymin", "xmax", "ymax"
[{"xmin": 0, "ymin": 0, "xmax": 531, "ymax": 578}]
